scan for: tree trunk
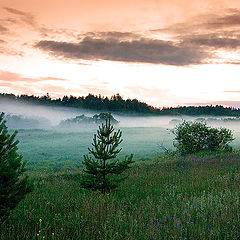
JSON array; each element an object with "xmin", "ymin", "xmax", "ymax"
[{"xmin": 103, "ymin": 158, "xmax": 106, "ymax": 195}]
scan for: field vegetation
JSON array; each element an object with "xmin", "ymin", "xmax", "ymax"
[
  {"xmin": 13, "ymin": 127, "xmax": 173, "ymax": 171},
  {"xmin": 1, "ymin": 152, "xmax": 240, "ymax": 239},
  {"xmin": 1, "ymin": 102, "xmax": 240, "ymax": 239}
]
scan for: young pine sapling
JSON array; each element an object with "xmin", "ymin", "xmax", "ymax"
[{"xmin": 81, "ymin": 118, "xmax": 134, "ymax": 194}]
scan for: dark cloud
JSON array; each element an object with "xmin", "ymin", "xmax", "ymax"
[
  {"xmin": 35, "ymin": 36, "xmax": 210, "ymax": 66},
  {"xmin": 30, "ymin": 8, "xmax": 240, "ymax": 66},
  {"xmin": 204, "ymin": 9, "xmax": 240, "ymax": 29}
]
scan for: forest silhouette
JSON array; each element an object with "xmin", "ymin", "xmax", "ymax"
[{"xmin": 1, "ymin": 93, "xmax": 240, "ymax": 116}]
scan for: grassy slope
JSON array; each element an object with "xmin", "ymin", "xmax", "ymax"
[{"xmin": 1, "ymin": 152, "xmax": 240, "ymax": 240}]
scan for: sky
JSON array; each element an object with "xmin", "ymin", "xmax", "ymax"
[{"xmin": 1, "ymin": 0, "xmax": 240, "ymax": 108}]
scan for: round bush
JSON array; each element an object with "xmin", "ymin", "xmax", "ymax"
[{"xmin": 172, "ymin": 121, "xmax": 234, "ymax": 155}]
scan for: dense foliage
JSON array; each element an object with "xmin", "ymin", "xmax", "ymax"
[
  {"xmin": 81, "ymin": 118, "xmax": 134, "ymax": 194},
  {"xmin": 2, "ymin": 92, "xmax": 240, "ymax": 116},
  {"xmin": 0, "ymin": 113, "xmax": 33, "ymax": 223},
  {"xmin": 173, "ymin": 121, "xmax": 234, "ymax": 155}
]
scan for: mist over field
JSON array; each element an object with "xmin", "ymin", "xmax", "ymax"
[
  {"xmin": 2, "ymin": 98, "xmax": 240, "ymax": 128},
  {"xmin": 1, "ymin": 99, "xmax": 240, "ymax": 171},
  {"xmin": 0, "ymin": 98, "xmax": 203, "ymax": 128},
  {"xmin": 0, "ymin": 98, "xmax": 97, "ymax": 127}
]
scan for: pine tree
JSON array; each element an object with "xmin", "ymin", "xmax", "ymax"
[
  {"xmin": 81, "ymin": 118, "xmax": 134, "ymax": 194},
  {"xmin": 0, "ymin": 112, "xmax": 33, "ymax": 223}
]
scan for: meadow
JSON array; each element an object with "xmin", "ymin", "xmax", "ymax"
[
  {"xmin": 13, "ymin": 125, "xmax": 240, "ymax": 170},
  {"xmin": 14, "ymin": 127, "xmax": 174, "ymax": 171},
  {"xmin": 1, "ymin": 152, "xmax": 240, "ymax": 239},
  {"xmin": 1, "ymin": 117, "xmax": 240, "ymax": 239}
]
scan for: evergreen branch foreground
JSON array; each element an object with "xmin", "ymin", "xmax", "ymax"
[
  {"xmin": 0, "ymin": 112, "xmax": 33, "ymax": 224},
  {"xmin": 81, "ymin": 119, "xmax": 134, "ymax": 194}
]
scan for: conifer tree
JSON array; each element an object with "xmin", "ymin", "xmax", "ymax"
[
  {"xmin": 81, "ymin": 118, "xmax": 134, "ymax": 194},
  {"xmin": 0, "ymin": 112, "xmax": 33, "ymax": 223}
]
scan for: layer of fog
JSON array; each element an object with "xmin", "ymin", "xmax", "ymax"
[
  {"xmin": 0, "ymin": 99, "xmax": 98, "ymax": 128},
  {"xmin": 1, "ymin": 99, "xmax": 240, "ymax": 131}
]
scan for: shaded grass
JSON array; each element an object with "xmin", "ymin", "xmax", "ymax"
[{"xmin": 1, "ymin": 153, "xmax": 240, "ymax": 240}]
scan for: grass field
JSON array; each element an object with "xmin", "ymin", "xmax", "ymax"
[
  {"xmin": 13, "ymin": 126, "xmax": 240, "ymax": 171},
  {"xmin": 1, "ymin": 126, "xmax": 240, "ymax": 239},
  {"xmin": 14, "ymin": 127, "xmax": 174, "ymax": 171},
  {"xmin": 1, "ymin": 152, "xmax": 240, "ymax": 240}
]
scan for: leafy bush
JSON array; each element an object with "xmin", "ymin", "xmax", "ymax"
[{"xmin": 172, "ymin": 121, "xmax": 234, "ymax": 155}]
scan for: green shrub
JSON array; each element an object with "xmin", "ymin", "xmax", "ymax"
[{"xmin": 172, "ymin": 121, "xmax": 234, "ymax": 155}]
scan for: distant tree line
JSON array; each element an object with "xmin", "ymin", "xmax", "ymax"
[{"xmin": 1, "ymin": 92, "xmax": 240, "ymax": 116}]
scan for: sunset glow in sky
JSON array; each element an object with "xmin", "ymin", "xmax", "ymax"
[{"xmin": 1, "ymin": 0, "xmax": 240, "ymax": 107}]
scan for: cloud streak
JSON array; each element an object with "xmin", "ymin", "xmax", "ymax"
[
  {"xmin": 0, "ymin": 70, "xmax": 67, "ymax": 83},
  {"xmin": 3, "ymin": 7, "xmax": 37, "ymax": 28},
  {"xmin": 153, "ymin": 9, "xmax": 240, "ymax": 34},
  {"xmin": 2, "ymin": 7, "xmax": 76, "ymax": 40},
  {"xmin": 0, "ymin": 24, "xmax": 8, "ymax": 34}
]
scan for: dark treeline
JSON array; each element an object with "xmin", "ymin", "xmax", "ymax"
[{"xmin": 1, "ymin": 92, "xmax": 240, "ymax": 116}]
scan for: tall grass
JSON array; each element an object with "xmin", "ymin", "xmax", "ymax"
[{"xmin": 1, "ymin": 152, "xmax": 240, "ymax": 240}]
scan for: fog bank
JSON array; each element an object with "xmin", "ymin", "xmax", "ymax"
[{"xmin": 1, "ymin": 99, "xmax": 240, "ymax": 131}]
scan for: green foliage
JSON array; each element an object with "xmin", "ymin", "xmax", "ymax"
[
  {"xmin": 0, "ymin": 112, "xmax": 33, "ymax": 223},
  {"xmin": 173, "ymin": 121, "xmax": 234, "ymax": 155},
  {"xmin": 81, "ymin": 118, "xmax": 134, "ymax": 194}
]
